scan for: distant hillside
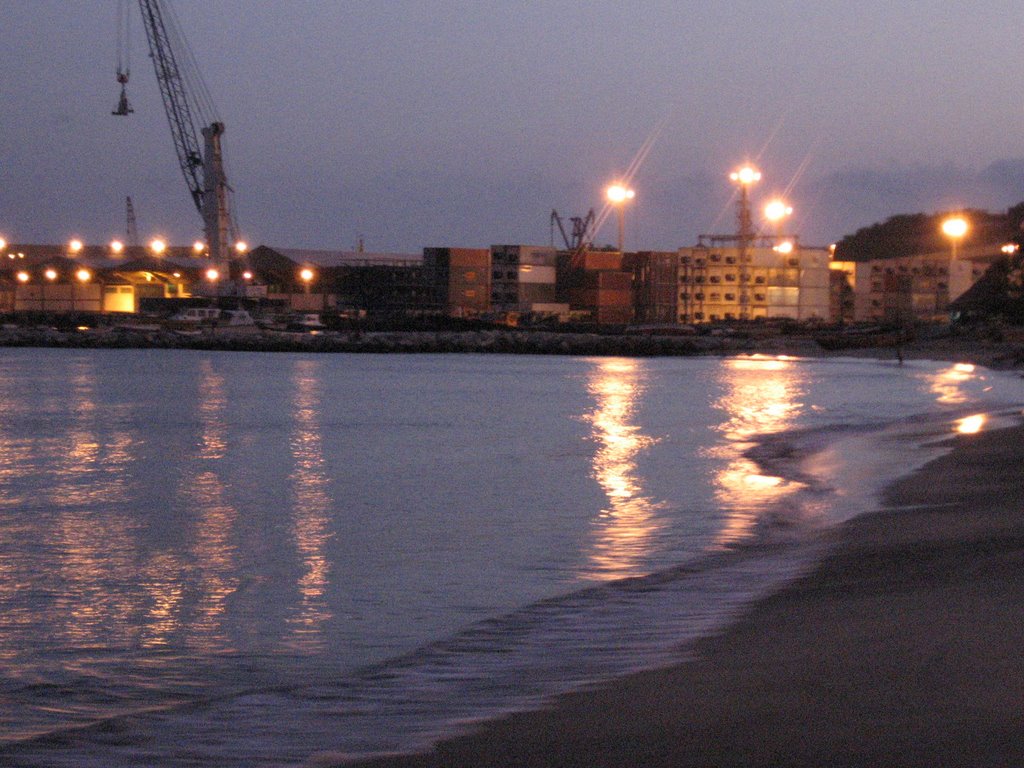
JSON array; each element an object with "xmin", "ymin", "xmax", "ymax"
[{"xmin": 833, "ymin": 202, "xmax": 1024, "ymax": 262}]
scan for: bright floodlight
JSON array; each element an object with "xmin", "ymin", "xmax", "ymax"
[
  {"xmin": 110, "ymin": 240, "xmax": 124, "ymax": 254},
  {"xmin": 1001, "ymin": 243, "xmax": 1020, "ymax": 255},
  {"xmin": 242, "ymin": 270, "xmax": 254, "ymax": 280},
  {"xmin": 606, "ymin": 184, "xmax": 635, "ymax": 204},
  {"xmin": 941, "ymin": 216, "xmax": 968, "ymax": 239},
  {"xmin": 44, "ymin": 268, "xmax": 58, "ymax": 281},
  {"xmin": 234, "ymin": 241, "xmax": 248, "ymax": 254},
  {"xmin": 193, "ymin": 240, "xmax": 205, "ymax": 253},
  {"xmin": 730, "ymin": 166, "xmax": 762, "ymax": 186},
  {"xmin": 764, "ymin": 199, "xmax": 793, "ymax": 222},
  {"xmin": 299, "ymin": 268, "xmax": 315, "ymax": 283},
  {"xmin": 774, "ymin": 241, "xmax": 795, "ymax": 254},
  {"xmin": 76, "ymin": 268, "xmax": 91, "ymax": 283},
  {"xmin": 205, "ymin": 268, "xmax": 219, "ymax": 282},
  {"xmin": 0, "ymin": 238, "xmax": 7, "ymax": 250},
  {"xmin": 68, "ymin": 239, "xmax": 84, "ymax": 254},
  {"xmin": 16, "ymin": 271, "xmax": 29, "ymax": 283},
  {"xmin": 150, "ymin": 238, "xmax": 167, "ymax": 255}
]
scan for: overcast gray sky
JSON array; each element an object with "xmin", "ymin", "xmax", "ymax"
[{"xmin": 2, "ymin": 0, "xmax": 1023, "ymax": 253}]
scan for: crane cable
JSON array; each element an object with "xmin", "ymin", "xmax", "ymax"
[{"xmin": 115, "ymin": 0, "xmax": 131, "ymax": 83}]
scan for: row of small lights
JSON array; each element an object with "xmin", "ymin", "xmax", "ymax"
[
  {"xmin": 0, "ymin": 236, "xmax": 250, "ymax": 257},
  {"xmin": 12, "ymin": 265, "xmax": 316, "ymax": 285}
]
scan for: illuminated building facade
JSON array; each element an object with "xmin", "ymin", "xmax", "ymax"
[
  {"xmin": 677, "ymin": 243, "xmax": 831, "ymax": 323},
  {"xmin": 849, "ymin": 251, "xmax": 985, "ymax": 323}
]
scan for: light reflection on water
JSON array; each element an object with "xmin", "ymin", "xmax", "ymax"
[
  {"xmin": 174, "ymin": 359, "xmax": 239, "ymax": 652},
  {"xmin": 927, "ymin": 361, "xmax": 977, "ymax": 405},
  {"xmin": 710, "ymin": 355, "xmax": 809, "ymax": 545},
  {"xmin": 0, "ymin": 350, "xmax": 1021, "ymax": 765},
  {"xmin": 580, "ymin": 358, "xmax": 663, "ymax": 581},
  {"xmin": 285, "ymin": 359, "xmax": 335, "ymax": 649}
]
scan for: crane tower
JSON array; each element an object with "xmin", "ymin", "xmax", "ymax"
[{"xmin": 115, "ymin": 0, "xmax": 237, "ymax": 275}]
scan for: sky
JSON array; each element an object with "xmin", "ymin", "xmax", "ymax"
[{"xmin": 2, "ymin": 0, "xmax": 1024, "ymax": 254}]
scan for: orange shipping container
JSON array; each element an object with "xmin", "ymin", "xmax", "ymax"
[
  {"xmin": 596, "ymin": 306, "xmax": 633, "ymax": 324},
  {"xmin": 449, "ymin": 248, "xmax": 490, "ymax": 268},
  {"xmin": 579, "ymin": 251, "xmax": 623, "ymax": 271},
  {"xmin": 578, "ymin": 270, "xmax": 631, "ymax": 290},
  {"xmin": 573, "ymin": 289, "xmax": 632, "ymax": 308}
]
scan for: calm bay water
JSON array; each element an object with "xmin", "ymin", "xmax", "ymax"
[{"xmin": 0, "ymin": 348, "xmax": 1021, "ymax": 766}]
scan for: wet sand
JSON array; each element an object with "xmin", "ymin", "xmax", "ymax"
[{"xmin": 336, "ymin": 422, "xmax": 1024, "ymax": 767}]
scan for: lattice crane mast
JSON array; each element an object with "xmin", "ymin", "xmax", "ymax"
[{"xmin": 113, "ymin": 0, "xmax": 236, "ymax": 272}]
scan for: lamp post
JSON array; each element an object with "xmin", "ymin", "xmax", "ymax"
[
  {"xmin": 730, "ymin": 165, "xmax": 761, "ymax": 319},
  {"xmin": 606, "ymin": 183, "xmax": 635, "ymax": 253},
  {"xmin": 74, "ymin": 268, "xmax": 91, "ymax": 313},
  {"xmin": 68, "ymin": 239, "xmax": 83, "ymax": 256},
  {"xmin": 941, "ymin": 215, "xmax": 968, "ymax": 262},
  {"xmin": 44, "ymin": 268, "xmax": 57, "ymax": 312},
  {"xmin": 764, "ymin": 199, "xmax": 793, "ymax": 242}
]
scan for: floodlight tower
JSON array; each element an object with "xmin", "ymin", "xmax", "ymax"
[{"xmin": 729, "ymin": 165, "xmax": 761, "ymax": 319}]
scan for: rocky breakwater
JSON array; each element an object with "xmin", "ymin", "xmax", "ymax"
[{"xmin": 0, "ymin": 325, "xmax": 744, "ymax": 356}]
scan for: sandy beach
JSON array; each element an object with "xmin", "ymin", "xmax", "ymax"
[{"xmin": 336, "ymin": 421, "xmax": 1024, "ymax": 767}]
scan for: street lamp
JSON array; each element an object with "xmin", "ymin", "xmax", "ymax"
[
  {"xmin": 73, "ymin": 268, "xmax": 90, "ymax": 313},
  {"xmin": 110, "ymin": 239, "xmax": 124, "ymax": 255},
  {"xmin": 0, "ymin": 237, "xmax": 7, "ymax": 251},
  {"xmin": 606, "ymin": 183, "xmax": 635, "ymax": 253},
  {"xmin": 68, "ymin": 239, "xmax": 83, "ymax": 255},
  {"xmin": 205, "ymin": 268, "xmax": 220, "ymax": 282},
  {"xmin": 730, "ymin": 165, "xmax": 761, "ymax": 320},
  {"xmin": 43, "ymin": 268, "xmax": 57, "ymax": 312},
  {"xmin": 941, "ymin": 215, "xmax": 968, "ymax": 261},
  {"xmin": 193, "ymin": 240, "xmax": 206, "ymax": 255},
  {"xmin": 150, "ymin": 238, "xmax": 167, "ymax": 256},
  {"xmin": 235, "ymin": 241, "xmax": 248, "ymax": 255},
  {"xmin": 764, "ymin": 199, "xmax": 793, "ymax": 225}
]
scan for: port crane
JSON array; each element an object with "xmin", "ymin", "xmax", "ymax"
[
  {"xmin": 550, "ymin": 209, "xmax": 595, "ymax": 251},
  {"xmin": 113, "ymin": 0, "xmax": 237, "ymax": 271}
]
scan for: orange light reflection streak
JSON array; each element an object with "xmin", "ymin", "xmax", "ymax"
[{"xmin": 580, "ymin": 358, "xmax": 663, "ymax": 581}]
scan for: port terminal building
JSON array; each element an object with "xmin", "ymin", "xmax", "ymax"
[{"xmin": 0, "ymin": 239, "xmax": 1009, "ymax": 327}]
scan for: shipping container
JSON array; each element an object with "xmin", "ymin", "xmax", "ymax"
[
  {"xmin": 578, "ymin": 251, "xmax": 623, "ymax": 271},
  {"xmin": 449, "ymin": 248, "xmax": 489, "ymax": 268}
]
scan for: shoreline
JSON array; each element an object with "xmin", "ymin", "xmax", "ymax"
[
  {"xmin": 333, "ymin": 421, "xmax": 1024, "ymax": 767},
  {"xmin": 3, "ymin": 324, "xmax": 1024, "ymax": 369}
]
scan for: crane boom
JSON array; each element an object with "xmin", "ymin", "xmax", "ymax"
[
  {"xmin": 137, "ymin": 0, "xmax": 203, "ymax": 211},
  {"xmin": 135, "ymin": 0, "xmax": 234, "ymax": 268}
]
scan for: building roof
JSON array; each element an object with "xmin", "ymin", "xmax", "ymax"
[{"xmin": 269, "ymin": 247, "xmax": 422, "ymax": 267}]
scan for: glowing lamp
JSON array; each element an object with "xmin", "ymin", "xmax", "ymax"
[
  {"xmin": 764, "ymin": 199, "xmax": 793, "ymax": 222},
  {"xmin": 729, "ymin": 166, "xmax": 761, "ymax": 186},
  {"xmin": 941, "ymin": 217, "xmax": 968, "ymax": 239},
  {"xmin": 606, "ymin": 184, "xmax": 635, "ymax": 204}
]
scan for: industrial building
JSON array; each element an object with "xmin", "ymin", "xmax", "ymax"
[
  {"xmin": 843, "ymin": 247, "xmax": 994, "ymax": 323},
  {"xmin": 676, "ymin": 241, "xmax": 832, "ymax": 323}
]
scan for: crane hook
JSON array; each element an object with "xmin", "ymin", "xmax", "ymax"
[{"xmin": 113, "ymin": 69, "xmax": 133, "ymax": 116}]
